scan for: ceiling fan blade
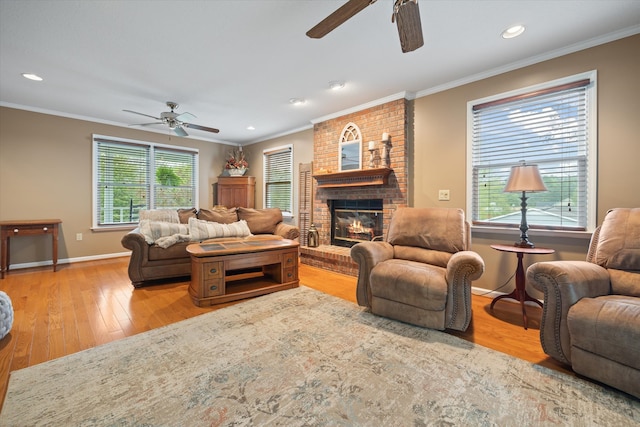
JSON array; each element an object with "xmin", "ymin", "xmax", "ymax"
[
  {"xmin": 394, "ymin": 0, "xmax": 424, "ymax": 53},
  {"xmin": 132, "ymin": 122, "xmax": 163, "ymax": 127},
  {"xmin": 175, "ymin": 112, "xmax": 197, "ymax": 122},
  {"xmin": 183, "ymin": 123, "xmax": 220, "ymax": 134},
  {"xmin": 174, "ymin": 126, "xmax": 188, "ymax": 137},
  {"xmin": 123, "ymin": 109, "xmax": 161, "ymax": 120},
  {"xmin": 306, "ymin": 0, "xmax": 375, "ymax": 39}
]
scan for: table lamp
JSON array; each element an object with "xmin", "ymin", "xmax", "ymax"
[{"xmin": 504, "ymin": 161, "xmax": 547, "ymax": 248}]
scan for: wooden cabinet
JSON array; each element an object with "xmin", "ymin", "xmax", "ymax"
[{"xmin": 217, "ymin": 176, "xmax": 255, "ymax": 208}]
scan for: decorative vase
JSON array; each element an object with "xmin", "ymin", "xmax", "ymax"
[{"xmin": 228, "ymin": 168, "xmax": 247, "ymax": 176}]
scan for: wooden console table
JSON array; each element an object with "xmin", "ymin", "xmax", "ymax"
[
  {"xmin": 490, "ymin": 244, "xmax": 555, "ymax": 329},
  {"xmin": 186, "ymin": 238, "xmax": 299, "ymax": 306},
  {"xmin": 0, "ymin": 219, "xmax": 61, "ymax": 279}
]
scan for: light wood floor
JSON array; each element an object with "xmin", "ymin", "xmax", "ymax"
[{"xmin": 0, "ymin": 257, "xmax": 572, "ymax": 409}]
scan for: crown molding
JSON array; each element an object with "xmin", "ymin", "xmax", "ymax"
[
  {"xmin": 416, "ymin": 25, "xmax": 640, "ymax": 98},
  {"xmin": 310, "ymin": 91, "xmax": 416, "ymax": 125}
]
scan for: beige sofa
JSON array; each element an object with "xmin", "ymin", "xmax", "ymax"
[
  {"xmin": 527, "ymin": 208, "xmax": 640, "ymax": 398},
  {"xmin": 121, "ymin": 207, "xmax": 299, "ymax": 287}
]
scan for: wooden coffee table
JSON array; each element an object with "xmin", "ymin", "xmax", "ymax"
[{"xmin": 186, "ymin": 238, "xmax": 299, "ymax": 307}]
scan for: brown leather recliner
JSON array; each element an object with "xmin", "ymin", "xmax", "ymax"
[
  {"xmin": 527, "ymin": 207, "xmax": 640, "ymax": 398},
  {"xmin": 350, "ymin": 207, "xmax": 485, "ymax": 331}
]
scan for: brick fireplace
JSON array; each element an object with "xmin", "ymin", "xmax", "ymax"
[{"xmin": 300, "ymin": 98, "xmax": 410, "ymax": 276}]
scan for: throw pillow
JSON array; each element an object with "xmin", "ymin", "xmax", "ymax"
[
  {"xmin": 189, "ymin": 217, "xmax": 251, "ymax": 241},
  {"xmin": 197, "ymin": 207, "xmax": 238, "ymax": 224},
  {"xmin": 138, "ymin": 220, "xmax": 189, "ymax": 244},
  {"xmin": 177, "ymin": 208, "xmax": 198, "ymax": 224},
  {"xmin": 139, "ymin": 209, "xmax": 180, "ymax": 224},
  {"xmin": 237, "ymin": 207, "xmax": 282, "ymax": 234}
]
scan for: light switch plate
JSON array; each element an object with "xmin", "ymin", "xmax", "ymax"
[{"xmin": 438, "ymin": 189, "xmax": 450, "ymax": 201}]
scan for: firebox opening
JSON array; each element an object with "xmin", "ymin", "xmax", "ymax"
[{"xmin": 330, "ymin": 199, "xmax": 383, "ymax": 248}]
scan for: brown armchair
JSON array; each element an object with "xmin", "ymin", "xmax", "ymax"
[
  {"xmin": 527, "ymin": 208, "xmax": 640, "ymax": 398},
  {"xmin": 350, "ymin": 207, "xmax": 484, "ymax": 331}
]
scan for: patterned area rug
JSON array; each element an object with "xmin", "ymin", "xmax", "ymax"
[{"xmin": 1, "ymin": 286, "xmax": 638, "ymax": 426}]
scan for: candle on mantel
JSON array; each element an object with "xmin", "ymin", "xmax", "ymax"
[
  {"xmin": 382, "ymin": 132, "xmax": 389, "ymax": 141},
  {"xmin": 368, "ymin": 141, "xmax": 375, "ymax": 150}
]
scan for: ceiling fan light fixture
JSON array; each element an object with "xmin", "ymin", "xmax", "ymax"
[
  {"xmin": 502, "ymin": 24, "xmax": 525, "ymax": 39},
  {"xmin": 22, "ymin": 73, "xmax": 43, "ymax": 81},
  {"xmin": 289, "ymin": 98, "xmax": 306, "ymax": 106},
  {"xmin": 329, "ymin": 80, "xmax": 345, "ymax": 90}
]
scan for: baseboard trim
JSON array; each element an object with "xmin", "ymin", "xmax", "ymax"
[{"xmin": 5, "ymin": 252, "xmax": 131, "ymax": 271}]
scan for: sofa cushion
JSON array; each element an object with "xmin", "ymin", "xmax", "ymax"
[
  {"xmin": 609, "ymin": 269, "xmax": 640, "ymax": 297},
  {"xmin": 568, "ymin": 295, "xmax": 640, "ymax": 370},
  {"xmin": 593, "ymin": 208, "xmax": 640, "ymax": 272},
  {"xmin": 370, "ymin": 259, "xmax": 447, "ymax": 311},
  {"xmin": 393, "ymin": 245, "xmax": 453, "ymax": 269},
  {"xmin": 189, "ymin": 217, "xmax": 251, "ymax": 241},
  {"xmin": 237, "ymin": 207, "xmax": 282, "ymax": 234},
  {"xmin": 177, "ymin": 208, "xmax": 197, "ymax": 224},
  {"xmin": 197, "ymin": 207, "xmax": 238, "ymax": 224},
  {"xmin": 387, "ymin": 207, "xmax": 466, "ymax": 253},
  {"xmin": 138, "ymin": 220, "xmax": 189, "ymax": 244},
  {"xmin": 148, "ymin": 241, "xmax": 192, "ymax": 261},
  {"xmin": 139, "ymin": 209, "xmax": 180, "ymax": 224}
]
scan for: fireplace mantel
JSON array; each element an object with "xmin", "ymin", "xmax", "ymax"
[{"xmin": 313, "ymin": 168, "xmax": 393, "ymax": 188}]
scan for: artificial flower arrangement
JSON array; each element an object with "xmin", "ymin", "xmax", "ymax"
[{"xmin": 225, "ymin": 147, "xmax": 249, "ymax": 170}]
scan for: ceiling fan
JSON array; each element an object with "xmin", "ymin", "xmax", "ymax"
[
  {"xmin": 306, "ymin": 0, "xmax": 424, "ymax": 53},
  {"xmin": 123, "ymin": 101, "xmax": 219, "ymax": 137}
]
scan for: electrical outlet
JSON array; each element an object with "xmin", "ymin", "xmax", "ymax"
[
  {"xmin": 438, "ymin": 189, "xmax": 450, "ymax": 201},
  {"xmin": 76, "ymin": 233, "xmax": 83, "ymax": 241}
]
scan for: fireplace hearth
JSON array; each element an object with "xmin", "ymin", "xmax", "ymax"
[{"xmin": 330, "ymin": 199, "xmax": 383, "ymax": 247}]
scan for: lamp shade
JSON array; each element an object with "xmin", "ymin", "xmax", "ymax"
[{"xmin": 504, "ymin": 163, "xmax": 547, "ymax": 193}]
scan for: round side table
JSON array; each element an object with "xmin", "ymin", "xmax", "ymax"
[{"xmin": 490, "ymin": 244, "xmax": 555, "ymax": 329}]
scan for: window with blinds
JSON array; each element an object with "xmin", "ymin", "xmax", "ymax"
[
  {"xmin": 93, "ymin": 135, "xmax": 198, "ymax": 227},
  {"xmin": 264, "ymin": 145, "xmax": 293, "ymax": 213},
  {"xmin": 468, "ymin": 72, "xmax": 596, "ymax": 231}
]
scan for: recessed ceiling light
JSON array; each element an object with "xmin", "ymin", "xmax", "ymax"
[
  {"xmin": 502, "ymin": 25, "xmax": 525, "ymax": 39},
  {"xmin": 329, "ymin": 80, "xmax": 345, "ymax": 90},
  {"xmin": 289, "ymin": 98, "xmax": 306, "ymax": 106},
  {"xmin": 246, "ymin": 125, "xmax": 255, "ymax": 131},
  {"xmin": 22, "ymin": 73, "xmax": 43, "ymax": 81}
]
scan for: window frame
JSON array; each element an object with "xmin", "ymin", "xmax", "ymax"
[
  {"xmin": 466, "ymin": 71, "xmax": 598, "ymax": 235},
  {"xmin": 263, "ymin": 144, "xmax": 293, "ymax": 215},
  {"xmin": 338, "ymin": 122, "xmax": 363, "ymax": 171},
  {"xmin": 92, "ymin": 134, "xmax": 199, "ymax": 230}
]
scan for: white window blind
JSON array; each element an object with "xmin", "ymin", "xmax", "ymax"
[
  {"xmin": 154, "ymin": 148, "xmax": 197, "ymax": 209},
  {"xmin": 264, "ymin": 145, "xmax": 293, "ymax": 213},
  {"xmin": 93, "ymin": 135, "xmax": 198, "ymax": 227},
  {"xmin": 470, "ymin": 75, "xmax": 595, "ymax": 231}
]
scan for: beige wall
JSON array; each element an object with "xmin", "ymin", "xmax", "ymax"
[
  {"xmin": 0, "ymin": 107, "xmax": 232, "ymax": 265},
  {"xmin": 413, "ymin": 34, "xmax": 640, "ymax": 294},
  {"xmin": 1, "ymin": 34, "xmax": 638, "ymax": 294}
]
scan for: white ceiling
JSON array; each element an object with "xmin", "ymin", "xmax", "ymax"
[{"xmin": 1, "ymin": 0, "xmax": 639, "ymax": 145}]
